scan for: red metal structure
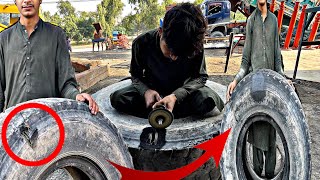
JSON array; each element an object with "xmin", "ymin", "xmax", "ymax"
[
  {"xmin": 293, "ymin": 5, "xmax": 307, "ymax": 49},
  {"xmin": 270, "ymin": 0, "xmax": 276, "ymax": 13},
  {"xmin": 277, "ymin": 1, "xmax": 285, "ymax": 35},
  {"xmin": 284, "ymin": 1, "xmax": 300, "ymax": 49},
  {"xmin": 294, "ymin": 7, "xmax": 320, "ymax": 79},
  {"xmin": 307, "ymin": 13, "xmax": 320, "ymax": 48}
]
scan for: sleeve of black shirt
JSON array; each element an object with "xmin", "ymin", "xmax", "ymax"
[
  {"xmin": 172, "ymin": 51, "xmax": 208, "ymax": 103},
  {"xmin": 235, "ymin": 17, "xmax": 252, "ymax": 83},
  {"xmin": 56, "ymin": 30, "xmax": 80, "ymax": 100},
  {"xmin": 0, "ymin": 37, "xmax": 4, "ymax": 112},
  {"xmin": 130, "ymin": 38, "xmax": 149, "ymax": 96},
  {"xmin": 274, "ymin": 21, "xmax": 285, "ymax": 76}
]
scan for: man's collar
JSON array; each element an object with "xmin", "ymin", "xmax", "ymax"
[
  {"xmin": 255, "ymin": 7, "xmax": 270, "ymax": 21},
  {"xmin": 17, "ymin": 18, "xmax": 43, "ymax": 30},
  {"xmin": 256, "ymin": 7, "xmax": 269, "ymax": 15}
]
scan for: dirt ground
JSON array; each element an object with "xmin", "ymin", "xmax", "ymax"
[{"xmin": 71, "ymin": 46, "xmax": 320, "ymax": 179}]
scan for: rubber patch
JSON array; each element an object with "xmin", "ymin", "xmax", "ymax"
[{"xmin": 251, "ymin": 72, "xmax": 266, "ymax": 102}]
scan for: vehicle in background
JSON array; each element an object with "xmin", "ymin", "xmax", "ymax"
[
  {"xmin": 0, "ymin": 4, "xmax": 19, "ymax": 32},
  {"xmin": 201, "ymin": 0, "xmax": 246, "ymax": 38},
  {"xmin": 112, "ymin": 31, "xmax": 119, "ymax": 45},
  {"xmin": 201, "ymin": 0, "xmax": 318, "ymax": 36},
  {"xmin": 201, "ymin": 0, "xmax": 231, "ymax": 25}
]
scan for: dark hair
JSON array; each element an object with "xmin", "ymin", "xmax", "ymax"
[{"xmin": 162, "ymin": 3, "xmax": 207, "ymax": 58}]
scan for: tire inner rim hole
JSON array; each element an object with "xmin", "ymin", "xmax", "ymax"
[
  {"xmin": 46, "ymin": 167, "xmax": 90, "ymax": 180},
  {"xmin": 41, "ymin": 155, "xmax": 106, "ymax": 180},
  {"xmin": 236, "ymin": 114, "xmax": 290, "ymax": 180}
]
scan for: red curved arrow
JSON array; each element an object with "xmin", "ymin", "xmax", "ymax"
[{"xmin": 108, "ymin": 129, "xmax": 231, "ymax": 180}]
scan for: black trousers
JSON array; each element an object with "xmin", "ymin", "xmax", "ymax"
[
  {"xmin": 251, "ymin": 124, "xmax": 276, "ymax": 178},
  {"xmin": 110, "ymin": 85, "xmax": 217, "ymax": 118}
]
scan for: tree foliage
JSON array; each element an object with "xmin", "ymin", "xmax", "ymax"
[
  {"xmin": 121, "ymin": 0, "xmax": 165, "ymax": 35},
  {"xmin": 77, "ymin": 12, "xmax": 96, "ymax": 39},
  {"xmin": 139, "ymin": 0, "xmax": 163, "ymax": 30},
  {"xmin": 163, "ymin": 0, "xmax": 174, "ymax": 7},
  {"xmin": 42, "ymin": 0, "xmax": 100, "ymax": 42},
  {"xmin": 42, "ymin": 10, "xmax": 60, "ymax": 27},
  {"xmin": 40, "ymin": 0, "xmax": 183, "ymax": 42},
  {"xmin": 57, "ymin": 0, "xmax": 76, "ymax": 17},
  {"xmin": 120, "ymin": 13, "xmax": 137, "ymax": 35},
  {"xmin": 56, "ymin": 0, "xmax": 80, "ymax": 40},
  {"xmin": 194, "ymin": 0, "xmax": 204, "ymax": 5},
  {"xmin": 97, "ymin": 0, "xmax": 124, "ymax": 37}
]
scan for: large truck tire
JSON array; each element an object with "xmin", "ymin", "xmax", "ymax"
[
  {"xmin": 93, "ymin": 79, "xmax": 227, "ymax": 179},
  {"xmin": 210, "ymin": 31, "xmax": 224, "ymax": 38},
  {"xmin": 0, "ymin": 98, "xmax": 133, "ymax": 180},
  {"xmin": 220, "ymin": 69, "xmax": 311, "ymax": 180}
]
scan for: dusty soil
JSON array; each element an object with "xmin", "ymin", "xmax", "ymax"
[
  {"xmin": 71, "ymin": 47, "xmax": 320, "ymax": 179},
  {"xmin": 71, "ymin": 46, "xmax": 320, "ymax": 80}
]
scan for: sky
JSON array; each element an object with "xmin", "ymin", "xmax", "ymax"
[
  {"xmin": 42, "ymin": 1, "xmax": 102, "ymax": 14},
  {"xmin": 1, "ymin": 0, "xmax": 195, "ymax": 18},
  {"xmin": 42, "ymin": 0, "xmax": 133, "ymax": 17},
  {"xmin": 8, "ymin": 0, "xmax": 194, "ymax": 18},
  {"xmin": 1, "ymin": 0, "xmax": 133, "ymax": 17}
]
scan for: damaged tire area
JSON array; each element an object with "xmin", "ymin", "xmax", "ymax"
[
  {"xmin": 0, "ymin": 98, "xmax": 133, "ymax": 180},
  {"xmin": 220, "ymin": 69, "xmax": 311, "ymax": 180}
]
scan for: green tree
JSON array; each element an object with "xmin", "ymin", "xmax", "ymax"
[
  {"xmin": 114, "ymin": 25, "xmax": 126, "ymax": 34},
  {"xmin": 56, "ymin": 0, "xmax": 80, "ymax": 41},
  {"xmin": 57, "ymin": 0, "xmax": 76, "ymax": 17},
  {"xmin": 140, "ymin": 0, "xmax": 163, "ymax": 30},
  {"xmin": 97, "ymin": 4, "xmax": 108, "ymax": 36},
  {"xmin": 124, "ymin": 0, "xmax": 164, "ymax": 35},
  {"xmin": 77, "ymin": 12, "xmax": 96, "ymax": 40},
  {"xmin": 97, "ymin": 0, "xmax": 124, "ymax": 37},
  {"xmin": 42, "ymin": 11, "xmax": 51, "ymax": 22},
  {"xmin": 42, "ymin": 11, "xmax": 62, "ymax": 25},
  {"xmin": 194, "ymin": 0, "xmax": 204, "ymax": 5},
  {"xmin": 42, "ymin": 1, "xmax": 100, "ymax": 42},
  {"xmin": 162, "ymin": 0, "xmax": 174, "ymax": 7},
  {"xmin": 121, "ymin": 13, "xmax": 137, "ymax": 35},
  {"xmin": 64, "ymin": 16, "xmax": 81, "ymax": 41}
]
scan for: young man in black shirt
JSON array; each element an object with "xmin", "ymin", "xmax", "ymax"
[
  {"xmin": 0, "ymin": 0, "xmax": 98, "ymax": 114},
  {"xmin": 110, "ymin": 3, "xmax": 224, "ymax": 118}
]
